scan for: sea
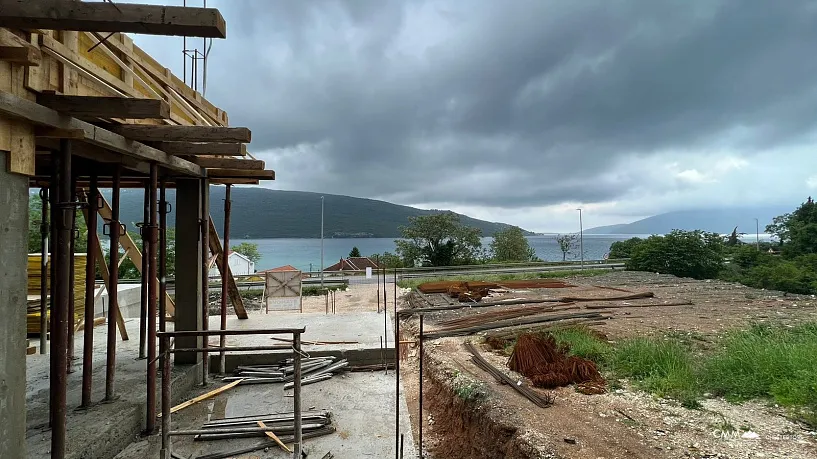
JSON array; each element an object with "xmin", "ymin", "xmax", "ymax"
[{"xmin": 233, "ymin": 235, "xmax": 648, "ymax": 272}]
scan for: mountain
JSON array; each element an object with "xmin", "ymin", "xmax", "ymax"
[
  {"xmin": 585, "ymin": 207, "xmax": 791, "ymax": 235},
  {"xmin": 111, "ymin": 187, "xmax": 531, "ymax": 238}
]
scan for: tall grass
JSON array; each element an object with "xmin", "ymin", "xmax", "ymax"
[{"xmin": 547, "ymin": 326, "xmax": 611, "ymax": 364}]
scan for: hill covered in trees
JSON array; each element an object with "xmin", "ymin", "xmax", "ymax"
[{"xmin": 113, "ymin": 187, "xmax": 531, "ymax": 238}]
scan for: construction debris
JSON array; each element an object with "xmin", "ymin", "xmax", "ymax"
[
  {"xmin": 194, "ymin": 425, "xmax": 337, "ymax": 459},
  {"xmin": 436, "ymin": 303, "xmax": 579, "ymax": 329},
  {"xmin": 464, "ymin": 341, "xmax": 554, "ymax": 408},
  {"xmin": 508, "ymin": 333, "xmax": 605, "ymax": 392},
  {"xmin": 193, "ymin": 409, "xmax": 332, "ymax": 441},
  {"xmin": 158, "ymin": 379, "xmax": 244, "ymax": 417},
  {"xmin": 422, "ymin": 311, "xmax": 607, "ymax": 340},
  {"xmin": 418, "ymin": 279, "xmax": 576, "ymax": 294},
  {"xmin": 224, "ymin": 357, "xmax": 349, "ymax": 387}
]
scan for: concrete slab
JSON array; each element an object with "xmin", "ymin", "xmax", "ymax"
[{"xmin": 116, "ymin": 371, "xmax": 418, "ymax": 459}]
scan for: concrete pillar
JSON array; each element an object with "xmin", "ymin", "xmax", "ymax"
[
  {"xmin": 0, "ymin": 151, "xmax": 28, "ymax": 457},
  {"xmin": 174, "ymin": 179, "xmax": 203, "ymax": 364}
]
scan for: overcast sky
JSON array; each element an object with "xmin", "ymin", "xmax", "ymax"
[{"xmin": 128, "ymin": 0, "xmax": 817, "ymax": 232}]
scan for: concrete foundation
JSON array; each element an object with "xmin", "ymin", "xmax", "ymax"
[{"xmin": 0, "ymin": 151, "xmax": 29, "ymax": 458}]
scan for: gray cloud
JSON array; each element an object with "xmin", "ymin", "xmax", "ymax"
[{"xmin": 134, "ymin": 0, "xmax": 817, "ymax": 217}]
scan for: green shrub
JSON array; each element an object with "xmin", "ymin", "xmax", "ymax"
[
  {"xmin": 627, "ymin": 230, "xmax": 724, "ymax": 280},
  {"xmin": 608, "ymin": 237, "xmax": 643, "ymax": 259}
]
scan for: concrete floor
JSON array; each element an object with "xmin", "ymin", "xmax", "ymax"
[{"xmin": 116, "ymin": 371, "xmax": 417, "ymax": 458}]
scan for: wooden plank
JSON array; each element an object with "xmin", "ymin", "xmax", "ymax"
[
  {"xmin": 0, "ymin": 46, "xmax": 40, "ymax": 66},
  {"xmin": 34, "ymin": 127, "xmax": 85, "ymax": 139},
  {"xmin": 0, "ymin": 89, "xmax": 203, "ymax": 176},
  {"xmin": 209, "ymin": 178, "xmax": 260, "ymax": 185},
  {"xmin": 207, "ymin": 169, "xmax": 275, "ymax": 180},
  {"xmin": 190, "ymin": 157, "xmax": 263, "ymax": 170},
  {"xmin": 257, "ymin": 421, "xmax": 292, "ymax": 453},
  {"xmin": 152, "ymin": 141, "xmax": 246, "ymax": 157},
  {"xmin": 111, "ymin": 125, "xmax": 251, "ymax": 143},
  {"xmin": 80, "ymin": 205, "xmax": 129, "ymax": 341},
  {"xmin": 158, "ymin": 379, "xmax": 244, "ymax": 417},
  {"xmin": 38, "ymin": 94, "xmax": 170, "ymax": 119},
  {"xmin": 0, "ymin": 0, "xmax": 227, "ymax": 39},
  {"xmin": 208, "ymin": 218, "xmax": 248, "ymax": 319},
  {"xmin": 40, "ymin": 34, "xmax": 136, "ymax": 97},
  {"xmin": 93, "ymin": 191, "xmax": 176, "ymax": 316}
]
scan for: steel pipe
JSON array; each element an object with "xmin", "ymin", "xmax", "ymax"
[
  {"xmin": 80, "ymin": 175, "xmax": 98, "ymax": 408},
  {"xmin": 200, "ymin": 177, "xmax": 210, "ymax": 384},
  {"xmin": 157, "ymin": 328, "xmax": 305, "ymax": 337},
  {"xmin": 48, "ymin": 153, "xmax": 58, "ymax": 427},
  {"xmin": 293, "ymin": 332, "xmax": 302, "ymax": 459},
  {"xmin": 219, "ymin": 184, "xmax": 231, "ymax": 374},
  {"xmin": 418, "ymin": 314, "xmax": 424, "ymax": 456},
  {"xmin": 146, "ymin": 163, "xmax": 159, "ymax": 432},
  {"xmin": 105, "ymin": 165, "xmax": 121, "ymax": 401},
  {"xmin": 39, "ymin": 187, "xmax": 49, "ymax": 355},
  {"xmin": 138, "ymin": 180, "xmax": 150, "ymax": 360},
  {"xmin": 67, "ymin": 172, "xmax": 77, "ymax": 374},
  {"xmin": 160, "ymin": 338, "xmax": 171, "ymax": 459},
  {"xmin": 394, "ymin": 268, "xmax": 400, "ymax": 459}
]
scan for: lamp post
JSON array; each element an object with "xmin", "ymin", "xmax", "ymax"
[
  {"xmin": 754, "ymin": 217, "xmax": 760, "ymax": 251},
  {"xmin": 577, "ymin": 208, "xmax": 584, "ymax": 270},
  {"xmin": 320, "ymin": 196, "xmax": 325, "ymax": 287}
]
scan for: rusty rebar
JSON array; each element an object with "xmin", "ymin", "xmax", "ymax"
[
  {"xmin": 146, "ymin": 164, "xmax": 159, "ymax": 432},
  {"xmin": 105, "ymin": 165, "xmax": 121, "ymax": 401},
  {"xmin": 160, "ymin": 337, "xmax": 171, "ymax": 459},
  {"xmin": 159, "ymin": 177, "xmax": 168, "ymax": 338},
  {"xmin": 51, "ymin": 139, "xmax": 73, "ymax": 459},
  {"xmin": 200, "ymin": 177, "xmax": 210, "ymax": 384},
  {"xmin": 81, "ymin": 176, "xmax": 98, "ymax": 408},
  {"xmin": 219, "ymin": 184, "xmax": 231, "ymax": 374},
  {"xmin": 39, "ymin": 187, "xmax": 49, "ymax": 355},
  {"xmin": 139, "ymin": 180, "xmax": 150, "ymax": 360},
  {"xmin": 67, "ymin": 172, "xmax": 77, "ymax": 374},
  {"xmin": 418, "ymin": 314, "xmax": 423, "ymax": 457},
  {"xmin": 293, "ymin": 332, "xmax": 303, "ymax": 458},
  {"xmin": 394, "ymin": 268, "xmax": 400, "ymax": 459}
]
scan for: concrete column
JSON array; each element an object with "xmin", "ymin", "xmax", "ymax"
[
  {"xmin": 0, "ymin": 151, "xmax": 28, "ymax": 457},
  {"xmin": 174, "ymin": 179, "xmax": 203, "ymax": 364}
]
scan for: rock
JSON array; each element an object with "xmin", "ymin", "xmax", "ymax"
[
  {"xmin": 564, "ymin": 437, "xmax": 577, "ymax": 444},
  {"xmin": 741, "ymin": 431, "xmax": 760, "ymax": 440}
]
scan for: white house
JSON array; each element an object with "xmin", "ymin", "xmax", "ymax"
[{"xmin": 209, "ymin": 251, "xmax": 255, "ymax": 278}]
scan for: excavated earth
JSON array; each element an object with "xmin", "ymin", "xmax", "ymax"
[{"xmin": 400, "ymin": 271, "xmax": 817, "ymax": 459}]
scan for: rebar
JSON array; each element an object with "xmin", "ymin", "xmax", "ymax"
[
  {"xmin": 220, "ymin": 184, "xmax": 231, "ymax": 374},
  {"xmin": 105, "ymin": 165, "xmax": 121, "ymax": 401},
  {"xmin": 138, "ymin": 179, "xmax": 150, "ymax": 360},
  {"xmin": 80, "ymin": 177, "xmax": 98, "ymax": 408},
  {"xmin": 418, "ymin": 314, "xmax": 423, "ymax": 456},
  {"xmin": 394, "ymin": 268, "xmax": 400, "ymax": 459},
  {"xmin": 146, "ymin": 164, "xmax": 159, "ymax": 432},
  {"xmin": 293, "ymin": 332, "xmax": 303, "ymax": 459}
]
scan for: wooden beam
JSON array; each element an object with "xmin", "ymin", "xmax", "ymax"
[
  {"xmin": 0, "ymin": 90, "xmax": 202, "ymax": 176},
  {"xmin": 34, "ymin": 127, "xmax": 85, "ymax": 139},
  {"xmin": 151, "ymin": 141, "xmax": 246, "ymax": 157},
  {"xmin": 37, "ymin": 94, "xmax": 171, "ymax": 119},
  {"xmin": 209, "ymin": 178, "xmax": 260, "ymax": 185},
  {"xmin": 0, "ymin": 46, "xmax": 40, "ymax": 66},
  {"xmin": 111, "ymin": 125, "xmax": 251, "ymax": 143},
  {"xmin": 191, "ymin": 157, "xmax": 264, "ymax": 170},
  {"xmin": 208, "ymin": 219, "xmax": 248, "ymax": 319},
  {"xmin": 207, "ymin": 169, "xmax": 275, "ymax": 180},
  {"xmin": 0, "ymin": 0, "xmax": 227, "ymax": 38}
]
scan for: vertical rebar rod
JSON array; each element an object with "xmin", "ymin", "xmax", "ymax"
[
  {"xmin": 383, "ymin": 268, "xmax": 387, "ymax": 374},
  {"xmin": 160, "ymin": 337, "xmax": 171, "ymax": 459},
  {"xmin": 200, "ymin": 178, "xmax": 210, "ymax": 384},
  {"xmin": 219, "ymin": 184, "xmax": 231, "ymax": 374},
  {"xmin": 39, "ymin": 187, "xmax": 49, "ymax": 355},
  {"xmin": 293, "ymin": 332, "xmax": 302, "ymax": 458},
  {"xmin": 51, "ymin": 139, "xmax": 72, "ymax": 459},
  {"xmin": 48, "ymin": 155, "xmax": 58, "ymax": 427},
  {"xmin": 81, "ymin": 176, "xmax": 98, "ymax": 408},
  {"xmin": 67, "ymin": 173, "xmax": 77, "ymax": 374},
  {"xmin": 394, "ymin": 270, "xmax": 400, "ymax": 459},
  {"xmin": 159, "ymin": 177, "xmax": 168, "ymax": 339},
  {"xmin": 139, "ymin": 180, "xmax": 150, "ymax": 359},
  {"xmin": 105, "ymin": 165, "xmax": 121, "ymax": 401},
  {"xmin": 146, "ymin": 164, "xmax": 159, "ymax": 432},
  {"xmin": 419, "ymin": 314, "xmax": 424, "ymax": 457},
  {"xmin": 377, "ymin": 261, "xmax": 381, "ymax": 313}
]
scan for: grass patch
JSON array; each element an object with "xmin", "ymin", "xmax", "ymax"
[
  {"xmin": 702, "ymin": 323, "xmax": 817, "ymax": 423},
  {"xmin": 609, "ymin": 338, "xmax": 701, "ymax": 408},
  {"xmin": 451, "ymin": 371, "xmax": 487, "ymax": 403},
  {"xmin": 397, "ymin": 269, "xmax": 609, "ymax": 289},
  {"xmin": 547, "ymin": 326, "xmax": 612, "ymax": 364}
]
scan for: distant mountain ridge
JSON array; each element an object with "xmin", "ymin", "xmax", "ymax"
[
  {"xmin": 112, "ymin": 187, "xmax": 531, "ymax": 238},
  {"xmin": 585, "ymin": 207, "xmax": 791, "ymax": 235}
]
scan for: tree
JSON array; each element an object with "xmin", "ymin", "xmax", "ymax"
[
  {"xmin": 28, "ymin": 194, "xmax": 88, "ymax": 254},
  {"xmin": 232, "ymin": 242, "xmax": 262, "ymax": 264},
  {"xmin": 349, "ymin": 246, "xmax": 361, "ymax": 258},
  {"xmin": 766, "ymin": 213, "xmax": 792, "ymax": 245},
  {"xmin": 369, "ymin": 251, "xmax": 403, "ymax": 269},
  {"xmin": 394, "ymin": 212, "xmax": 482, "ymax": 267},
  {"xmin": 627, "ymin": 230, "xmax": 724, "ymax": 279},
  {"xmin": 555, "ymin": 233, "xmax": 578, "ymax": 261},
  {"xmin": 490, "ymin": 226, "xmax": 537, "ymax": 262},
  {"xmin": 608, "ymin": 237, "xmax": 643, "ymax": 259},
  {"xmin": 725, "ymin": 227, "xmax": 740, "ymax": 246}
]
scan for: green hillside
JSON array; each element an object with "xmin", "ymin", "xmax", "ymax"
[{"xmin": 113, "ymin": 187, "xmax": 530, "ymax": 238}]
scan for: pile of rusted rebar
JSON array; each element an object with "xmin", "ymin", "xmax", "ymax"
[
  {"xmin": 436, "ymin": 303, "xmax": 579, "ymax": 329},
  {"xmin": 423, "ymin": 311, "xmax": 606, "ymax": 339},
  {"xmin": 223, "ymin": 357, "xmax": 348, "ymax": 387},
  {"xmin": 508, "ymin": 333, "xmax": 605, "ymax": 392},
  {"xmin": 191, "ymin": 410, "xmax": 333, "ymax": 441}
]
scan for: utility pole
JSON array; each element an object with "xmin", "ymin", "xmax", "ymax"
[
  {"xmin": 577, "ymin": 208, "xmax": 584, "ymax": 270},
  {"xmin": 320, "ymin": 196, "xmax": 325, "ymax": 288},
  {"xmin": 754, "ymin": 218, "xmax": 760, "ymax": 251}
]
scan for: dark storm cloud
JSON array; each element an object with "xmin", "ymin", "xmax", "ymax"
[{"xmin": 179, "ymin": 0, "xmax": 817, "ymax": 207}]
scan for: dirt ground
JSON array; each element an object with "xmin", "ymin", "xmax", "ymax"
[{"xmin": 399, "ymin": 271, "xmax": 817, "ymax": 459}]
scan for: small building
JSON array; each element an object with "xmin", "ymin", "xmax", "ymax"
[
  {"xmin": 209, "ymin": 251, "xmax": 255, "ymax": 277},
  {"xmin": 324, "ymin": 256, "xmax": 383, "ymax": 272}
]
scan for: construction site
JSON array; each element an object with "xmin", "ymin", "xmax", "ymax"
[{"xmin": 2, "ymin": 2, "xmax": 817, "ymax": 459}]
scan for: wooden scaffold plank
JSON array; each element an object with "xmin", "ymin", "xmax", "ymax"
[
  {"xmin": 37, "ymin": 94, "xmax": 171, "ymax": 119},
  {"xmin": 152, "ymin": 141, "xmax": 247, "ymax": 157},
  {"xmin": 0, "ymin": 0, "xmax": 227, "ymax": 38},
  {"xmin": 111, "ymin": 125, "xmax": 251, "ymax": 143},
  {"xmin": 208, "ymin": 219, "xmax": 248, "ymax": 320}
]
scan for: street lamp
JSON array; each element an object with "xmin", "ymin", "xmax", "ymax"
[
  {"xmin": 754, "ymin": 217, "xmax": 760, "ymax": 251},
  {"xmin": 577, "ymin": 208, "xmax": 584, "ymax": 270},
  {"xmin": 320, "ymin": 196, "xmax": 325, "ymax": 287}
]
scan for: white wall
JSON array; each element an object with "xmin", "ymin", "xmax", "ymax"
[{"xmin": 209, "ymin": 252, "xmax": 254, "ymax": 277}]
